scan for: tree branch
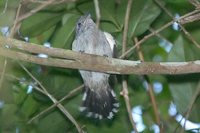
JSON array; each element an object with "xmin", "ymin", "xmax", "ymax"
[
  {"xmin": 134, "ymin": 37, "xmax": 163, "ymax": 132},
  {"xmin": 121, "ymin": 0, "xmax": 138, "ymax": 132},
  {"xmin": 19, "ymin": 63, "xmax": 84, "ymax": 133},
  {"xmin": 0, "ymin": 36, "xmax": 200, "ymax": 75},
  {"xmin": 93, "ymin": 0, "xmax": 100, "ymax": 28},
  {"xmin": 18, "ymin": 0, "xmax": 57, "ymax": 22},
  {"xmin": 120, "ymin": 9, "xmax": 200, "ymax": 59},
  {"xmin": 28, "ymin": 85, "xmax": 83, "ymax": 124}
]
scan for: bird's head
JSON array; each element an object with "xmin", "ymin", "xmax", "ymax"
[{"xmin": 75, "ymin": 13, "xmax": 96, "ymax": 37}]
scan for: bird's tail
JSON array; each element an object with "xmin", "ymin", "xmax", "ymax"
[{"xmin": 79, "ymin": 85, "xmax": 119, "ymax": 119}]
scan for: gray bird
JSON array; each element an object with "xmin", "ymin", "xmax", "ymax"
[{"xmin": 72, "ymin": 14, "xmax": 119, "ymax": 119}]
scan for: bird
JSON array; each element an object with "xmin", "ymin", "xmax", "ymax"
[{"xmin": 72, "ymin": 13, "xmax": 119, "ymax": 119}]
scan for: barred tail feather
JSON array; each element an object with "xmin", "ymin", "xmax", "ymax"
[{"xmin": 79, "ymin": 86, "xmax": 119, "ymax": 119}]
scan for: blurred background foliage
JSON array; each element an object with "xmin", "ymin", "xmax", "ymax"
[{"xmin": 0, "ymin": 0, "xmax": 200, "ymax": 133}]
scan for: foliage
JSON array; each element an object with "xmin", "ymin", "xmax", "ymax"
[{"xmin": 0, "ymin": 0, "xmax": 200, "ymax": 133}]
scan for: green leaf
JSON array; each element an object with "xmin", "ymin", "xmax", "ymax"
[
  {"xmin": 0, "ymin": 0, "xmax": 20, "ymax": 27},
  {"xmin": 168, "ymin": 35, "xmax": 200, "ymax": 122},
  {"xmin": 0, "ymin": 80, "xmax": 14, "ymax": 103},
  {"xmin": 50, "ymin": 13, "xmax": 80, "ymax": 49},
  {"xmin": 101, "ymin": 22, "xmax": 121, "ymax": 33},
  {"xmin": 129, "ymin": 0, "xmax": 161, "ymax": 37},
  {"xmin": 116, "ymin": 0, "xmax": 161, "ymax": 37},
  {"xmin": 99, "ymin": 0, "xmax": 121, "ymax": 30},
  {"xmin": 12, "ymin": 83, "xmax": 40, "ymax": 118},
  {"xmin": 77, "ymin": 0, "xmax": 121, "ymax": 32},
  {"xmin": 29, "ymin": 26, "xmax": 56, "ymax": 45},
  {"xmin": 20, "ymin": 12, "xmax": 63, "ymax": 37},
  {"xmin": 21, "ymin": 94, "xmax": 40, "ymax": 118},
  {"xmin": 168, "ymin": 35, "xmax": 185, "ymax": 61},
  {"xmin": 0, "ymin": 104, "xmax": 18, "ymax": 132},
  {"xmin": 169, "ymin": 82, "xmax": 198, "ymax": 114},
  {"xmin": 30, "ymin": 68, "xmax": 82, "ymax": 100},
  {"xmin": 36, "ymin": 110, "xmax": 72, "ymax": 133},
  {"xmin": 13, "ymin": 83, "xmax": 28, "ymax": 105}
]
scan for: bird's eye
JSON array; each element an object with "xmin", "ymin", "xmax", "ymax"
[{"xmin": 77, "ymin": 22, "xmax": 81, "ymax": 27}]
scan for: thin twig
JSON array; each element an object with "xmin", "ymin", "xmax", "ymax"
[
  {"xmin": 0, "ymin": 72, "xmax": 46, "ymax": 95},
  {"xmin": 121, "ymin": 0, "xmax": 138, "ymax": 132},
  {"xmin": 0, "ymin": 71, "xmax": 83, "ymax": 127},
  {"xmin": 0, "ymin": 0, "xmax": 22, "ymax": 92},
  {"xmin": 134, "ymin": 37, "xmax": 163, "ymax": 132},
  {"xmin": 119, "ymin": 21, "xmax": 173, "ymax": 59},
  {"xmin": 153, "ymin": 0, "xmax": 200, "ymax": 48},
  {"xmin": 180, "ymin": 12, "xmax": 200, "ymax": 24},
  {"xmin": 93, "ymin": 0, "xmax": 100, "ymax": 28},
  {"xmin": 122, "ymin": 0, "xmax": 132, "ymax": 53},
  {"xmin": 0, "ymin": 59, "xmax": 7, "ymax": 90},
  {"xmin": 179, "ymin": 24, "xmax": 200, "ymax": 48},
  {"xmin": 187, "ymin": 0, "xmax": 200, "ymax": 7},
  {"xmin": 0, "ymin": 0, "xmax": 8, "ymax": 14},
  {"xmin": 147, "ymin": 83, "xmax": 163, "ymax": 131},
  {"xmin": 121, "ymin": 80, "xmax": 138, "ymax": 132},
  {"xmin": 147, "ymin": 79, "xmax": 162, "ymax": 131},
  {"xmin": 18, "ymin": 0, "xmax": 56, "ymax": 22},
  {"xmin": 153, "ymin": 0, "xmax": 173, "ymax": 18},
  {"xmin": 0, "ymin": 72, "xmax": 21, "ymax": 81},
  {"xmin": 9, "ymin": 0, "xmax": 22, "ymax": 38},
  {"xmin": 149, "ymin": 27, "xmax": 173, "ymax": 45},
  {"xmin": 28, "ymin": 84, "xmax": 83, "ymax": 124},
  {"xmin": 19, "ymin": 63, "xmax": 84, "ymax": 133},
  {"xmin": 119, "ymin": 9, "xmax": 200, "ymax": 59}
]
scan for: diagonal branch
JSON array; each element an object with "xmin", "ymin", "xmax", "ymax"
[
  {"xmin": 28, "ymin": 85, "xmax": 83, "ymax": 124},
  {"xmin": 18, "ymin": 0, "xmax": 56, "ymax": 22},
  {"xmin": 187, "ymin": 0, "xmax": 200, "ymax": 8},
  {"xmin": 153, "ymin": 0, "xmax": 200, "ymax": 49},
  {"xmin": 119, "ymin": 9, "xmax": 200, "ymax": 59},
  {"xmin": 19, "ymin": 63, "xmax": 84, "ymax": 133}
]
